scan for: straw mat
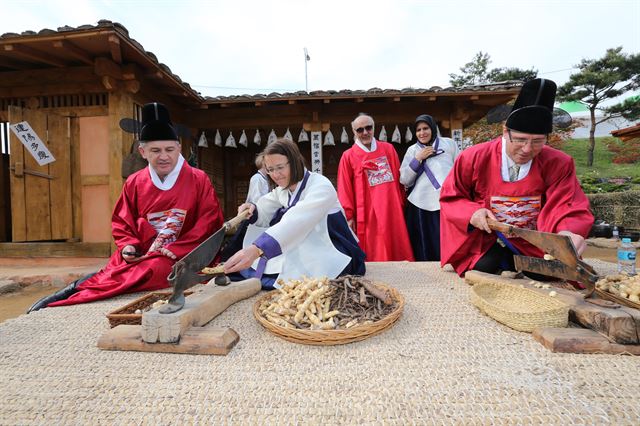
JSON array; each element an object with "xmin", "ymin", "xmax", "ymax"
[{"xmin": 1, "ymin": 260, "xmax": 638, "ymax": 424}]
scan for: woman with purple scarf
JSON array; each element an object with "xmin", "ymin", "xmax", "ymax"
[{"xmin": 400, "ymin": 114, "xmax": 459, "ymax": 261}]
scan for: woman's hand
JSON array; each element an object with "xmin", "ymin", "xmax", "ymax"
[
  {"xmin": 558, "ymin": 231, "xmax": 587, "ymax": 256},
  {"xmin": 415, "ymin": 146, "xmax": 434, "ymax": 161},
  {"xmin": 224, "ymin": 245, "xmax": 262, "ymax": 274},
  {"xmin": 237, "ymin": 202, "xmax": 255, "ymax": 218}
]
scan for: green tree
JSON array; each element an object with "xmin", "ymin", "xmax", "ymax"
[
  {"xmin": 558, "ymin": 47, "xmax": 640, "ymax": 166},
  {"xmin": 449, "ymin": 52, "xmax": 537, "ymax": 87}
]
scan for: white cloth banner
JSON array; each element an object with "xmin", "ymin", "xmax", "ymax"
[{"xmin": 10, "ymin": 121, "xmax": 55, "ymax": 166}]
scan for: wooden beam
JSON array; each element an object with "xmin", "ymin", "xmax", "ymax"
[
  {"xmin": 428, "ymin": 96, "xmax": 437, "ymax": 101},
  {"xmin": 288, "ymin": 100, "xmax": 297, "ymax": 105},
  {"xmin": 94, "ymin": 56, "xmax": 122, "ymax": 79},
  {"xmin": 145, "ymin": 70, "xmax": 163, "ymax": 80},
  {"xmin": 392, "ymin": 97, "xmax": 400, "ymax": 102},
  {"xmin": 123, "ymin": 80, "xmax": 140, "ymax": 94},
  {"xmin": 0, "ymin": 242, "xmax": 111, "ymax": 257},
  {"xmin": 108, "ymin": 35, "xmax": 122, "ymax": 64},
  {"xmin": 0, "ymin": 66, "xmax": 95, "ymax": 88},
  {"xmin": 0, "ymin": 57, "xmax": 32, "ymax": 70},
  {"xmin": 355, "ymin": 98, "xmax": 364, "ymax": 103},
  {"xmin": 101, "ymin": 75, "xmax": 119, "ymax": 91},
  {"xmin": 254, "ymin": 101, "xmax": 263, "ymax": 107},
  {"xmin": 323, "ymin": 99, "xmax": 331, "ymax": 104},
  {"xmin": 3, "ymin": 44, "xmax": 67, "ymax": 67},
  {"xmin": 52, "ymin": 40, "xmax": 94, "ymax": 65}
]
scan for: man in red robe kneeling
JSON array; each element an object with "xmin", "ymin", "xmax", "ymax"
[
  {"xmin": 439, "ymin": 78, "xmax": 593, "ymax": 277},
  {"xmin": 28, "ymin": 103, "xmax": 223, "ymax": 311}
]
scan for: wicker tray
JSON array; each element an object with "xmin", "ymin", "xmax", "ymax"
[
  {"xmin": 470, "ymin": 282, "xmax": 569, "ymax": 332},
  {"xmin": 253, "ymin": 283, "xmax": 404, "ymax": 345},
  {"xmin": 595, "ymin": 289, "xmax": 640, "ymax": 310},
  {"xmin": 106, "ymin": 290, "xmax": 193, "ymax": 328}
]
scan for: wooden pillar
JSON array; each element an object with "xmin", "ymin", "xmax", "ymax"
[{"xmin": 108, "ymin": 91, "xmax": 133, "ymax": 251}]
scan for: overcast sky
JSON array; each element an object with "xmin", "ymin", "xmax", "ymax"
[{"xmin": 2, "ymin": 0, "xmax": 639, "ymax": 98}]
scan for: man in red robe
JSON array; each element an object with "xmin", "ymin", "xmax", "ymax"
[
  {"xmin": 440, "ymin": 79, "xmax": 593, "ymax": 276},
  {"xmin": 28, "ymin": 103, "xmax": 223, "ymax": 311},
  {"xmin": 337, "ymin": 114, "xmax": 414, "ymax": 261}
]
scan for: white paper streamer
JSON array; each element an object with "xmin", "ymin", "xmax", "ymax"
[
  {"xmin": 340, "ymin": 127, "xmax": 349, "ymax": 144},
  {"xmin": 267, "ymin": 129, "xmax": 277, "ymax": 145},
  {"xmin": 284, "ymin": 127, "xmax": 293, "ymax": 141},
  {"xmin": 378, "ymin": 125, "xmax": 387, "ymax": 141},
  {"xmin": 254, "ymin": 129, "xmax": 261, "ymax": 145},
  {"xmin": 225, "ymin": 131, "xmax": 237, "ymax": 148},
  {"xmin": 238, "ymin": 130, "xmax": 248, "ymax": 147},
  {"xmin": 405, "ymin": 127, "xmax": 413, "ymax": 143},
  {"xmin": 198, "ymin": 131, "xmax": 208, "ymax": 148},
  {"xmin": 214, "ymin": 129, "xmax": 222, "ymax": 147},
  {"xmin": 298, "ymin": 129, "xmax": 309, "ymax": 143},
  {"xmin": 391, "ymin": 125, "xmax": 401, "ymax": 144},
  {"xmin": 323, "ymin": 129, "xmax": 335, "ymax": 146}
]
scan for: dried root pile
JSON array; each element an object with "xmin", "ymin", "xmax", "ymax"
[
  {"xmin": 596, "ymin": 273, "xmax": 640, "ymax": 303},
  {"xmin": 258, "ymin": 275, "xmax": 396, "ymax": 330}
]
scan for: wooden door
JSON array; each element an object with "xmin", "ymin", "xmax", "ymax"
[{"xmin": 9, "ymin": 106, "xmax": 72, "ymax": 242}]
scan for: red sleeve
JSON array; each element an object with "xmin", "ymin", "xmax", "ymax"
[
  {"xmin": 337, "ymin": 150, "xmax": 356, "ymax": 222},
  {"xmin": 439, "ymin": 148, "xmax": 490, "ymax": 274},
  {"xmin": 164, "ymin": 172, "xmax": 224, "ymax": 259},
  {"xmin": 111, "ymin": 179, "xmax": 144, "ymax": 251},
  {"xmin": 537, "ymin": 153, "xmax": 593, "ymax": 238}
]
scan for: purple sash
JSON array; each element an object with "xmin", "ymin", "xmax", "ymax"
[{"xmin": 414, "ymin": 138, "xmax": 441, "ymax": 189}]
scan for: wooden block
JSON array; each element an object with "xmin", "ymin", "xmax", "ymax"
[
  {"xmin": 533, "ymin": 327, "xmax": 640, "ymax": 355},
  {"xmin": 97, "ymin": 325, "xmax": 239, "ymax": 355},
  {"xmin": 465, "ymin": 270, "xmax": 640, "ymax": 344},
  {"xmin": 141, "ymin": 278, "xmax": 261, "ymax": 343}
]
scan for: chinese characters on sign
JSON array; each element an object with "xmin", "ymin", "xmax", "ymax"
[
  {"xmin": 310, "ymin": 131, "xmax": 323, "ymax": 174},
  {"xmin": 452, "ymin": 128, "xmax": 464, "ymax": 151},
  {"xmin": 9, "ymin": 121, "xmax": 56, "ymax": 166}
]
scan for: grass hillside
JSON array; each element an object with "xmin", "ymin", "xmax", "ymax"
[{"xmin": 560, "ymin": 136, "xmax": 640, "ymax": 193}]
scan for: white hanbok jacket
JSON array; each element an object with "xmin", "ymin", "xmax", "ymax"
[{"xmin": 243, "ymin": 172, "xmax": 350, "ymax": 282}]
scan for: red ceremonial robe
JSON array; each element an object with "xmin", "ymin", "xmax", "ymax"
[
  {"xmin": 49, "ymin": 162, "xmax": 223, "ymax": 306},
  {"xmin": 337, "ymin": 140, "xmax": 414, "ymax": 261},
  {"xmin": 440, "ymin": 137, "xmax": 593, "ymax": 276}
]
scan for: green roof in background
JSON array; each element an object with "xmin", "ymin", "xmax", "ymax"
[{"xmin": 558, "ymin": 101, "xmax": 589, "ymax": 113}]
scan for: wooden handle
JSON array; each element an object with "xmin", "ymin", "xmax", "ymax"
[
  {"xmin": 487, "ymin": 218, "xmax": 512, "ymax": 234},
  {"xmin": 225, "ymin": 208, "xmax": 252, "ymax": 231}
]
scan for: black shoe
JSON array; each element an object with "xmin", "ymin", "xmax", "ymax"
[{"xmin": 26, "ymin": 272, "xmax": 97, "ymax": 313}]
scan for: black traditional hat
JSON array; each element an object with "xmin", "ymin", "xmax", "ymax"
[
  {"xmin": 139, "ymin": 102, "xmax": 179, "ymax": 142},
  {"xmin": 505, "ymin": 78, "xmax": 556, "ymax": 134}
]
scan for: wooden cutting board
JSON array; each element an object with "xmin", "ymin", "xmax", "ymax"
[
  {"xmin": 533, "ymin": 328, "xmax": 640, "ymax": 355},
  {"xmin": 464, "ymin": 270, "xmax": 640, "ymax": 345}
]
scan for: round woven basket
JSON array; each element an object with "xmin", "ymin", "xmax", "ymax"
[
  {"xmin": 253, "ymin": 283, "xmax": 404, "ymax": 345},
  {"xmin": 470, "ymin": 282, "xmax": 569, "ymax": 332}
]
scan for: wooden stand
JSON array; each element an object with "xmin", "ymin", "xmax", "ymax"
[
  {"xmin": 464, "ymin": 271, "xmax": 640, "ymax": 352},
  {"xmin": 533, "ymin": 328, "xmax": 640, "ymax": 355},
  {"xmin": 97, "ymin": 278, "xmax": 261, "ymax": 355}
]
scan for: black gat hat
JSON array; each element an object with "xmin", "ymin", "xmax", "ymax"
[
  {"xmin": 505, "ymin": 78, "xmax": 556, "ymax": 134},
  {"xmin": 139, "ymin": 102, "xmax": 179, "ymax": 142}
]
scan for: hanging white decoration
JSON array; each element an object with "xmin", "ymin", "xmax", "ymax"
[
  {"xmin": 253, "ymin": 129, "xmax": 261, "ymax": 145},
  {"xmin": 391, "ymin": 125, "xmax": 401, "ymax": 144},
  {"xmin": 405, "ymin": 126, "xmax": 413, "ymax": 143},
  {"xmin": 323, "ymin": 129, "xmax": 335, "ymax": 146},
  {"xmin": 298, "ymin": 128, "xmax": 309, "ymax": 143},
  {"xmin": 340, "ymin": 126, "xmax": 349, "ymax": 144},
  {"xmin": 238, "ymin": 130, "xmax": 248, "ymax": 147},
  {"xmin": 283, "ymin": 127, "xmax": 293, "ymax": 141},
  {"xmin": 378, "ymin": 125, "xmax": 387, "ymax": 141},
  {"xmin": 225, "ymin": 131, "xmax": 237, "ymax": 148},
  {"xmin": 214, "ymin": 129, "xmax": 222, "ymax": 147},
  {"xmin": 197, "ymin": 131, "xmax": 208, "ymax": 148},
  {"xmin": 267, "ymin": 129, "xmax": 277, "ymax": 145}
]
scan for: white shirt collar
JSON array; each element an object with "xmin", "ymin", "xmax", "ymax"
[
  {"xmin": 501, "ymin": 136, "xmax": 531, "ymax": 182},
  {"xmin": 355, "ymin": 137, "xmax": 377, "ymax": 152},
  {"xmin": 148, "ymin": 155, "xmax": 185, "ymax": 190}
]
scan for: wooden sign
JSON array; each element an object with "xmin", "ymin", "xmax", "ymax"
[
  {"xmin": 10, "ymin": 121, "xmax": 56, "ymax": 166},
  {"xmin": 310, "ymin": 131, "xmax": 323, "ymax": 174}
]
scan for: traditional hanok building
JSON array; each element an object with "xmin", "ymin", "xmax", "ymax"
[{"xmin": 0, "ymin": 20, "xmax": 520, "ymax": 256}]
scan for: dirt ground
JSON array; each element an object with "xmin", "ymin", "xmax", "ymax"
[{"xmin": 0, "ymin": 246, "xmax": 622, "ymax": 324}]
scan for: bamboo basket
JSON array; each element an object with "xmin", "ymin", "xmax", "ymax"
[
  {"xmin": 470, "ymin": 282, "xmax": 569, "ymax": 333},
  {"xmin": 106, "ymin": 290, "xmax": 193, "ymax": 328},
  {"xmin": 253, "ymin": 283, "xmax": 404, "ymax": 345}
]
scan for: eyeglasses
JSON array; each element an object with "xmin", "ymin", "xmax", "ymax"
[
  {"xmin": 354, "ymin": 125, "xmax": 373, "ymax": 134},
  {"xmin": 508, "ymin": 130, "xmax": 547, "ymax": 148},
  {"xmin": 265, "ymin": 162, "xmax": 289, "ymax": 175}
]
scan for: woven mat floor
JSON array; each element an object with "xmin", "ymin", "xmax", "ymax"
[{"xmin": 1, "ymin": 260, "xmax": 638, "ymax": 425}]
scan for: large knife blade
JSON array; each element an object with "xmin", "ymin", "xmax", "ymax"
[
  {"xmin": 487, "ymin": 219, "xmax": 578, "ymax": 269},
  {"xmin": 160, "ymin": 209, "xmax": 251, "ymax": 314}
]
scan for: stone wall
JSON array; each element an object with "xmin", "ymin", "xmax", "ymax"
[{"xmin": 588, "ymin": 190, "xmax": 640, "ymax": 229}]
